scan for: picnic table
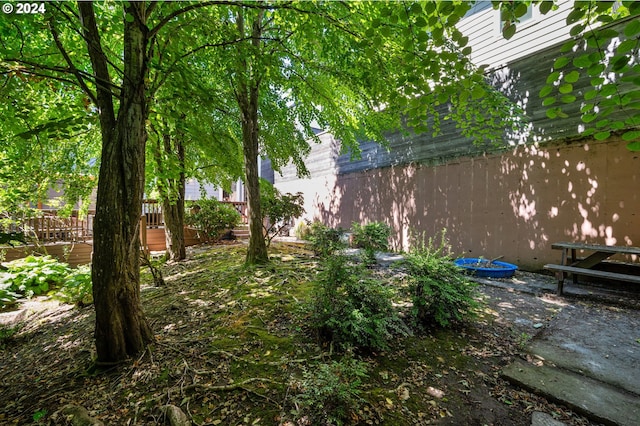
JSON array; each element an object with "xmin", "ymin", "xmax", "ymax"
[{"xmin": 544, "ymin": 242, "xmax": 640, "ymax": 295}]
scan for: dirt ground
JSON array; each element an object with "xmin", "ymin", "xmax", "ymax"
[{"xmin": 0, "ymin": 244, "xmax": 612, "ymax": 425}]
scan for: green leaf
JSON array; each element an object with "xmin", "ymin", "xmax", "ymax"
[
  {"xmin": 596, "ymin": 15, "xmax": 613, "ymax": 23},
  {"xmin": 560, "ymin": 95, "xmax": 576, "ymax": 103},
  {"xmin": 626, "ymin": 141, "xmax": 640, "ymax": 151},
  {"xmin": 503, "ymin": 22, "xmax": 516, "ymax": 40},
  {"xmin": 471, "ymin": 85, "xmax": 485, "ymax": 100},
  {"xmin": 566, "ymin": 8, "xmax": 585, "ymax": 25},
  {"xmin": 414, "ymin": 16, "xmax": 427, "ymax": 27},
  {"xmin": 573, "ymin": 54, "xmax": 592, "ymax": 68},
  {"xmin": 539, "ymin": 1, "xmax": 553, "ymax": 15},
  {"xmin": 624, "ymin": 19, "xmax": 640, "ymax": 37},
  {"xmin": 622, "ymin": 130, "xmax": 640, "ymax": 141},
  {"xmin": 558, "ymin": 83, "xmax": 573, "ymax": 94},
  {"xmin": 560, "ymin": 39, "xmax": 576, "ymax": 53},
  {"xmin": 546, "ymin": 71, "xmax": 561, "ymax": 84},
  {"xmin": 569, "ymin": 23, "xmax": 586, "ymax": 37},
  {"xmin": 125, "ymin": 12, "xmax": 135, "ymax": 23},
  {"xmin": 564, "ymin": 70, "xmax": 580, "ymax": 83},
  {"xmin": 600, "ymin": 84, "xmax": 618, "ymax": 97},
  {"xmin": 617, "ymin": 39, "xmax": 637, "ymax": 54},
  {"xmin": 597, "ymin": 28, "xmax": 619, "ymax": 39},
  {"xmin": 594, "ymin": 131, "xmax": 611, "ymax": 140},
  {"xmin": 612, "ymin": 55, "xmax": 630, "ymax": 72},
  {"xmin": 546, "ymin": 108, "xmax": 558, "ymax": 119},
  {"xmin": 553, "ymin": 57, "xmax": 570, "ymax": 69},
  {"xmin": 542, "ymin": 97, "xmax": 556, "ymax": 106},
  {"xmin": 514, "ymin": 3, "xmax": 529, "ymax": 18},
  {"xmin": 584, "ymin": 90, "xmax": 598, "ymax": 101},
  {"xmin": 539, "ymin": 85, "xmax": 553, "ymax": 97}
]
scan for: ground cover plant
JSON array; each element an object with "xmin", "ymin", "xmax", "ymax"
[
  {"xmin": 0, "ymin": 243, "xmax": 594, "ymax": 425},
  {"xmin": 0, "ymin": 255, "xmax": 92, "ymax": 307}
]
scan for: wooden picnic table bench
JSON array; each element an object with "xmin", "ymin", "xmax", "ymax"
[{"xmin": 544, "ymin": 242, "xmax": 640, "ymax": 295}]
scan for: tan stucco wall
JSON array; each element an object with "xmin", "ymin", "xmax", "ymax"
[{"xmin": 277, "ymin": 137, "xmax": 639, "ymax": 271}]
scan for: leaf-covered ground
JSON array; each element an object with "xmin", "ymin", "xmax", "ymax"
[{"xmin": 0, "ymin": 243, "xmax": 598, "ymax": 425}]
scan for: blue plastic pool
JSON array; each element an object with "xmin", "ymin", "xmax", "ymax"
[{"xmin": 454, "ymin": 258, "xmax": 518, "ymax": 278}]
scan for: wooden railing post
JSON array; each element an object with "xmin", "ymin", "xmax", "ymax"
[{"xmin": 140, "ymin": 215, "xmax": 149, "ymax": 254}]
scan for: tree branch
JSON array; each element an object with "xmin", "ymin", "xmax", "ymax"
[
  {"xmin": 48, "ymin": 18, "xmax": 98, "ymax": 105},
  {"xmin": 77, "ymin": 2, "xmax": 116, "ymax": 132}
]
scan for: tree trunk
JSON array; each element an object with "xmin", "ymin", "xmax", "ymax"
[
  {"xmin": 236, "ymin": 9, "xmax": 269, "ymax": 265},
  {"xmin": 81, "ymin": 2, "xmax": 153, "ymax": 363},
  {"xmin": 242, "ymin": 103, "xmax": 269, "ymax": 265},
  {"xmin": 160, "ymin": 134, "xmax": 186, "ymax": 262}
]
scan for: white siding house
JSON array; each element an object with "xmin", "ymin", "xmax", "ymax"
[{"xmin": 460, "ymin": 1, "xmax": 574, "ymax": 71}]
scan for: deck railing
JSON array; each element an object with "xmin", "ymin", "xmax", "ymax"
[
  {"xmin": 144, "ymin": 199, "xmax": 249, "ymax": 226},
  {"xmin": 1, "ymin": 209, "xmax": 95, "ymax": 243},
  {"xmin": 1, "ymin": 199, "xmax": 248, "ymax": 246}
]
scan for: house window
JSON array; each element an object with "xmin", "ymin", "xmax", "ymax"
[{"xmin": 499, "ymin": 4, "xmax": 535, "ymax": 35}]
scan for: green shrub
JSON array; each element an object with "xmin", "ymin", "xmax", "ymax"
[
  {"xmin": 310, "ymin": 255, "xmax": 409, "ymax": 352},
  {"xmin": 351, "ymin": 221, "xmax": 391, "ymax": 265},
  {"xmin": 292, "ymin": 356, "xmax": 368, "ymax": 426},
  {"xmin": 54, "ymin": 265, "xmax": 93, "ymax": 306},
  {"xmin": 404, "ymin": 231, "xmax": 480, "ymax": 328},
  {"xmin": 0, "ymin": 255, "xmax": 71, "ymax": 298},
  {"xmin": 0, "ymin": 256, "xmax": 93, "ymax": 307},
  {"xmin": 293, "ymin": 220, "xmax": 311, "ymax": 240},
  {"xmin": 307, "ymin": 222, "xmax": 346, "ymax": 257},
  {"xmin": 260, "ymin": 179, "xmax": 305, "ymax": 246},
  {"xmin": 185, "ymin": 197, "xmax": 241, "ymax": 240}
]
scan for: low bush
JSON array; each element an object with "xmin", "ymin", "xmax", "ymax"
[
  {"xmin": 0, "ymin": 255, "xmax": 70, "ymax": 298},
  {"xmin": 291, "ymin": 356, "xmax": 368, "ymax": 426},
  {"xmin": 306, "ymin": 222, "xmax": 346, "ymax": 257},
  {"xmin": 403, "ymin": 231, "xmax": 480, "ymax": 328},
  {"xmin": 55, "ymin": 265, "xmax": 93, "ymax": 306},
  {"xmin": 185, "ymin": 197, "xmax": 241, "ymax": 240},
  {"xmin": 310, "ymin": 255, "xmax": 409, "ymax": 352},
  {"xmin": 0, "ymin": 255, "xmax": 93, "ymax": 307},
  {"xmin": 260, "ymin": 180, "xmax": 305, "ymax": 246},
  {"xmin": 351, "ymin": 221, "xmax": 391, "ymax": 265},
  {"xmin": 293, "ymin": 220, "xmax": 311, "ymax": 240}
]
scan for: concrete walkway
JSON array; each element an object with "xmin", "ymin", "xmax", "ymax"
[{"xmin": 476, "ymin": 272, "xmax": 640, "ymax": 426}]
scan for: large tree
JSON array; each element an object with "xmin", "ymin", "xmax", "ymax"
[
  {"xmin": 0, "ymin": 1, "xmax": 230, "ymax": 362},
  {"xmin": 196, "ymin": 1, "xmax": 522, "ymax": 264},
  {"xmin": 146, "ymin": 49, "xmax": 244, "ymax": 262}
]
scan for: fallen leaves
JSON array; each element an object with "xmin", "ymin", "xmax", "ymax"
[{"xmin": 0, "ymin": 244, "xmax": 598, "ymax": 426}]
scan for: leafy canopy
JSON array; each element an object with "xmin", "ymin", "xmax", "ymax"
[{"xmin": 498, "ymin": 0, "xmax": 640, "ymax": 150}]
